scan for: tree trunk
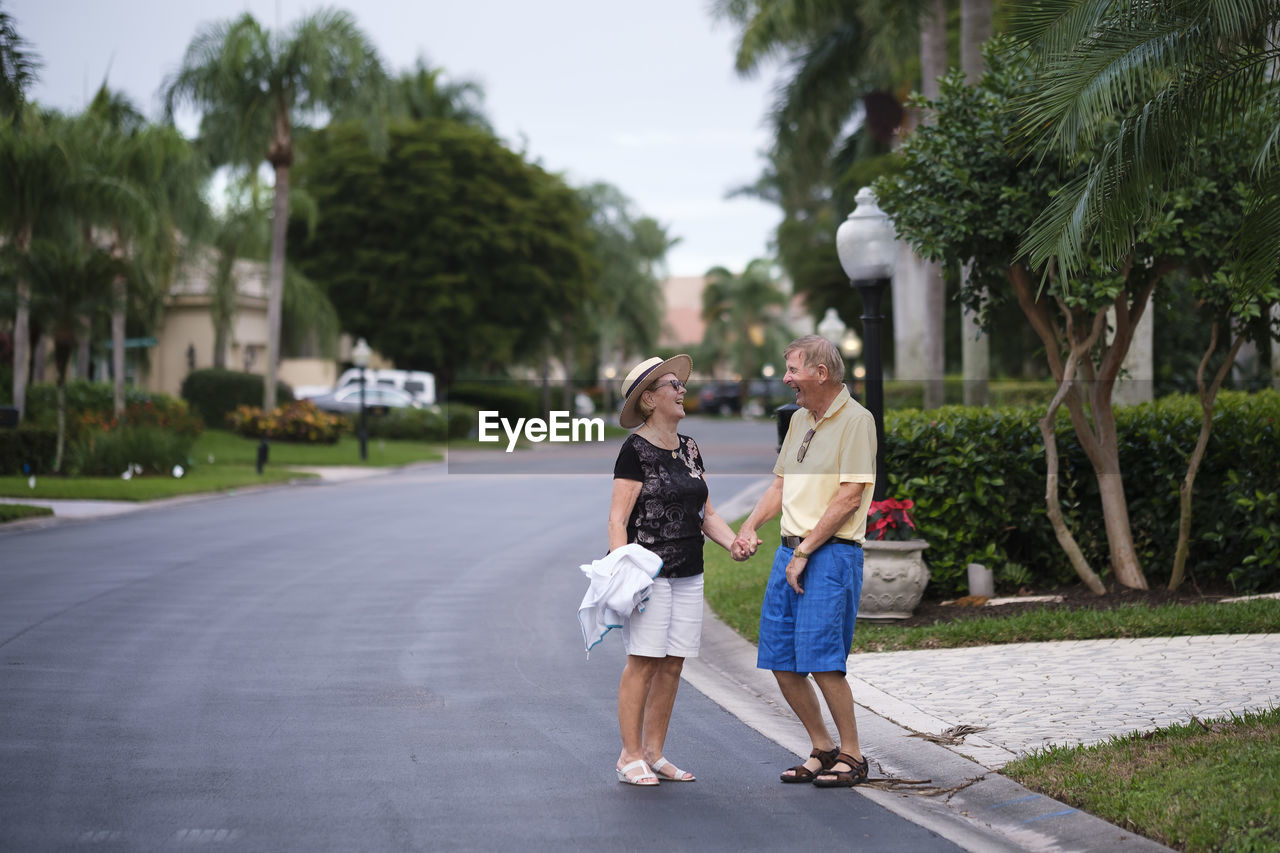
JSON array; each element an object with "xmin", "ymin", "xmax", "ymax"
[
  {"xmin": 12, "ymin": 225, "xmax": 32, "ymax": 422},
  {"xmin": 76, "ymin": 317, "xmax": 91, "ymax": 380},
  {"xmin": 1093, "ymin": 448, "xmax": 1147, "ymax": 589},
  {"xmin": 960, "ymin": 0, "xmax": 993, "ymax": 83},
  {"xmin": 918, "ymin": 0, "xmax": 948, "ymax": 409},
  {"xmin": 112, "ymin": 274, "xmax": 127, "ymax": 415},
  {"xmin": 1271, "ymin": 302, "xmax": 1279, "ymax": 390},
  {"xmin": 13, "ymin": 280, "xmax": 31, "ymax": 423},
  {"xmin": 53, "ymin": 331, "xmax": 74, "ymax": 474},
  {"xmin": 30, "ymin": 324, "xmax": 45, "ymax": 387},
  {"xmin": 1006, "ymin": 265, "xmax": 1151, "ymax": 590},
  {"xmin": 264, "ymin": 162, "xmax": 290, "ymax": 412},
  {"xmin": 213, "ymin": 323, "xmax": 228, "ymax": 370},
  {"xmin": 1039, "ymin": 360, "xmax": 1106, "ymax": 595},
  {"xmin": 958, "ymin": 0, "xmax": 992, "ymax": 407},
  {"xmin": 1170, "ymin": 324, "xmax": 1247, "ymax": 589},
  {"xmin": 561, "ymin": 330, "xmax": 575, "ymax": 413}
]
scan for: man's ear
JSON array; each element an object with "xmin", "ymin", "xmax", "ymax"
[{"xmin": 813, "ymin": 362, "xmax": 829, "ymax": 383}]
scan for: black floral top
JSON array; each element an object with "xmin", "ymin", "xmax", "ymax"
[{"xmin": 613, "ymin": 433, "xmax": 709, "ymax": 578}]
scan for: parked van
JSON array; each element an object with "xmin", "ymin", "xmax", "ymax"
[{"xmin": 335, "ymin": 368, "xmax": 436, "ymax": 406}]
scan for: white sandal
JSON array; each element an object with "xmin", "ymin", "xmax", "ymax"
[
  {"xmin": 651, "ymin": 757, "xmax": 695, "ymax": 782},
  {"xmin": 616, "ymin": 758, "xmax": 659, "ymax": 786}
]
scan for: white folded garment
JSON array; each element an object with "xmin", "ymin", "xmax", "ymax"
[{"xmin": 577, "ymin": 543, "xmax": 663, "ymax": 657}]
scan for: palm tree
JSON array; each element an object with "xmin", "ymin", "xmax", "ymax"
[
  {"xmin": 699, "ymin": 259, "xmax": 792, "ymax": 403},
  {"xmin": 576, "ymin": 183, "xmax": 672, "ymax": 403},
  {"xmin": 84, "ymin": 86, "xmax": 210, "ymax": 414},
  {"xmin": 713, "ymin": 0, "xmax": 961, "ymax": 408},
  {"xmin": 1011, "ymin": 0, "xmax": 1280, "ymax": 290},
  {"xmin": 0, "ymin": 107, "xmax": 73, "ymax": 422},
  {"xmin": 164, "ymin": 8, "xmax": 386, "ymax": 411},
  {"xmin": 0, "ymin": 5, "xmax": 39, "ymax": 122},
  {"xmin": 24, "ymin": 235, "xmax": 120, "ymax": 470},
  {"xmin": 385, "ymin": 58, "xmax": 491, "ymax": 130}
]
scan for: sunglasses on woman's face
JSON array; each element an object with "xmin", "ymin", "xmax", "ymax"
[{"xmin": 653, "ymin": 379, "xmax": 684, "ymax": 393}]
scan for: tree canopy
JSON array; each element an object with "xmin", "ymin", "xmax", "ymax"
[
  {"xmin": 875, "ymin": 41, "xmax": 1273, "ymax": 591},
  {"xmin": 291, "ymin": 118, "xmax": 595, "ymax": 381}
]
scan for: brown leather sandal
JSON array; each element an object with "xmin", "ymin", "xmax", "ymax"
[
  {"xmin": 780, "ymin": 746, "xmax": 840, "ymax": 783},
  {"xmin": 812, "ymin": 752, "xmax": 869, "ymax": 788}
]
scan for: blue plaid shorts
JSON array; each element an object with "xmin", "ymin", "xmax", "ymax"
[{"xmin": 756, "ymin": 542, "xmax": 862, "ymax": 674}]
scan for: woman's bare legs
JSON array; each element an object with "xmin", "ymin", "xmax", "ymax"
[{"xmin": 617, "ymin": 654, "xmax": 660, "ymax": 783}]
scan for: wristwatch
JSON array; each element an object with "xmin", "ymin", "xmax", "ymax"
[{"xmin": 794, "ymin": 550, "xmax": 810, "ymax": 560}]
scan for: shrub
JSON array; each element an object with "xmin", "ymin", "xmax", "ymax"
[
  {"xmin": 0, "ymin": 428, "xmax": 58, "ymax": 475},
  {"xmin": 885, "ymin": 390, "xmax": 1280, "ymax": 598},
  {"xmin": 23, "ymin": 382, "xmax": 197, "ymax": 439},
  {"xmin": 446, "ymin": 382, "xmax": 542, "ymax": 422},
  {"xmin": 71, "ymin": 425, "xmax": 197, "ymax": 476},
  {"xmin": 226, "ymin": 400, "xmax": 344, "ymax": 443},
  {"xmin": 76, "ymin": 397, "xmax": 203, "ymax": 440},
  {"xmin": 182, "ymin": 369, "xmax": 293, "ymax": 427}
]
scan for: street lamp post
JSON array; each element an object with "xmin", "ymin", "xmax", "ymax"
[
  {"xmin": 836, "ymin": 186, "xmax": 898, "ymax": 502},
  {"xmin": 352, "ymin": 337, "xmax": 371, "ymax": 462}
]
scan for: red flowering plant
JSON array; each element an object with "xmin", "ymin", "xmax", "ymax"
[{"xmin": 865, "ymin": 498, "xmax": 918, "ymax": 541}]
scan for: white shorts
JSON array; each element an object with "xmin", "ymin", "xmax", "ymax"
[{"xmin": 622, "ymin": 574, "xmax": 704, "ymax": 658}]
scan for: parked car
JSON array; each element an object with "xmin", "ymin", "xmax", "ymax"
[
  {"xmin": 698, "ymin": 381, "xmax": 743, "ymax": 416},
  {"xmin": 308, "ymin": 385, "xmax": 423, "ymax": 415},
  {"xmin": 697, "ymin": 379, "xmax": 791, "ymax": 416},
  {"xmin": 335, "ymin": 368, "xmax": 436, "ymax": 406}
]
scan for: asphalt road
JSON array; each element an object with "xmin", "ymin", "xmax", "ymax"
[{"xmin": 0, "ymin": 417, "xmax": 962, "ymax": 852}]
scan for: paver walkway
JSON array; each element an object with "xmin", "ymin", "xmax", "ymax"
[{"xmin": 845, "ymin": 634, "xmax": 1280, "ymax": 768}]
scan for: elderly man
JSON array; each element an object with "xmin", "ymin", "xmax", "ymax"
[{"xmin": 733, "ymin": 335, "xmax": 875, "ymax": 788}]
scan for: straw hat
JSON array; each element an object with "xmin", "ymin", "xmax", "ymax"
[{"xmin": 618, "ymin": 354, "xmax": 692, "ymax": 428}]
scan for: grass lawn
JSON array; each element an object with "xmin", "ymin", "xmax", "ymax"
[
  {"xmin": 0, "ymin": 466, "xmax": 309, "ymax": 501},
  {"xmin": 194, "ymin": 429, "xmax": 442, "ymax": 467},
  {"xmin": 0, "ymin": 503, "xmax": 54, "ymax": 523},
  {"xmin": 1003, "ymin": 707, "xmax": 1280, "ymax": 853},
  {"xmin": 703, "ymin": 515, "xmax": 1280, "ymax": 647}
]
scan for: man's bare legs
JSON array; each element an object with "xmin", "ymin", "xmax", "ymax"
[
  {"xmin": 773, "ymin": 670, "xmax": 838, "ymax": 778},
  {"xmin": 772, "ymin": 670, "xmax": 863, "ymax": 778},
  {"xmin": 812, "ymin": 670, "xmax": 862, "ymax": 776}
]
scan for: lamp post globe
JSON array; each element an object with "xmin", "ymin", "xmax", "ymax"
[
  {"xmin": 817, "ymin": 307, "xmax": 846, "ymax": 347},
  {"xmin": 836, "ymin": 187, "xmax": 897, "ymax": 501},
  {"xmin": 352, "ymin": 337, "xmax": 372, "ymax": 462}
]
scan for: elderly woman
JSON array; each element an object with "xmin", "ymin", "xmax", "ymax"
[{"xmin": 608, "ymin": 354, "xmax": 737, "ymax": 786}]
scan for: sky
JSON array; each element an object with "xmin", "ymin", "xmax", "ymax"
[{"xmin": 8, "ymin": 0, "xmax": 784, "ymax": 278}]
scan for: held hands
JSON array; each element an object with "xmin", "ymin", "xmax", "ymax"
[{"xmin": 730, "ymin": 528, "xmax": 761, "ymax": 562}]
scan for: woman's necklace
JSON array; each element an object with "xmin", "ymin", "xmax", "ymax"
[{"xmin": 640, "ymin": 424, "xmax": 680, "ymax": 456}]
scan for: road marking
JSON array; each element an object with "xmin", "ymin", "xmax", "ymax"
[
  {"xmin": 170, "ymin": 828, "xmax": 242, "ymax": 843},
  {"xmin": 77, "ymin": 830, "xmax": 124, "ymax": 843}
]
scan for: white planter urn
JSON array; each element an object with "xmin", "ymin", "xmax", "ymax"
[{"xmin": 858, "ymin": 539, "xmax": 930, "ymax": 620}]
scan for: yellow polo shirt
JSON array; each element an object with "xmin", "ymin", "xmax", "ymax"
[{"xmin": 773, "ymin": 386, "xmax": 877, "ymax": 542}]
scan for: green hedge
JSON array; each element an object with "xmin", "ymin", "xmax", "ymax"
[
  {"xmin": 886, "ymin": 390, "xmax": 1280, "ymax": 598},
  {"xmin": 445, "ymin": 383, "xmax": 542, "ymax": 422},
  {"xmin": 361, "ymin": 404, "xmax": 476, "ymax": 442},
  {"xmin": 0, "ymin": 428, "xmax": 58, "ymax": 475},
  {"xmin": 181, "ymin": 369, "xmax": 293, "ymax": 427},
  {"xmin": 23, "ymin": 381, "xmax": 190, "ymax": 432}
]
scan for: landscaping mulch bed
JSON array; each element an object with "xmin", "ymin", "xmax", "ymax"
[{"xmin": 895, "ymin": 581, "xmax": 1244, "ymax": 629}]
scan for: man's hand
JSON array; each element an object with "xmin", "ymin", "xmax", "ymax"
[
  {"xmin": 732, "ymin": 528, "xmax": 760, "ymax": 561},
  {"xmin": 785, "ymin": 555, "xmax": 806, "ymax": 594}
]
